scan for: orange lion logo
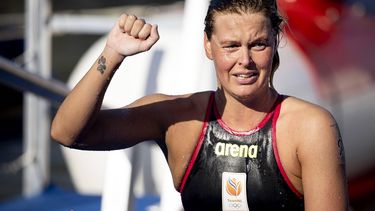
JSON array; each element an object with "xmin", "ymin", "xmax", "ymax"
[{"xmin": 226, "ymin": 178, "xmax": 242, "ymax": 196}]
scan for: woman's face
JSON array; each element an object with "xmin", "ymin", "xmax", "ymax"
[{"xmin": 204, "ymin": 12, "xmax": 276, "ymax": 100}]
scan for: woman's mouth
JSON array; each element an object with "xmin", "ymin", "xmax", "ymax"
[
  {"xmin": 233, "ymin": 72, "xmax": 259, "ymax": 84},
  {"xmin": 236, "ymin": 73, "xmax": 253, "ymax": 78}
]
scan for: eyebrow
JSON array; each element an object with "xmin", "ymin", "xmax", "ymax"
[
  {"xmin": 250, "ymin": 32, "xmax": 272, "ymax": 40},
  {"xmin": 216, "ymin": 34, "xmax": 272, "ymax": 45},
  {"xmin": 250, "ymin": 36, "xmax": 272, "ymax": 43}
]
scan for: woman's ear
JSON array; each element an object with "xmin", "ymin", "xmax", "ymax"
[{"xmin": 204, "ymin": 33, "xmax": 213, "ymax": 60}]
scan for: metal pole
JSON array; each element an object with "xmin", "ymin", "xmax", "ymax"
[
  {"xmin": 23, "ymin": 0, "xmax": 52, "ymax": 197},
  {"xmin": 0, "ymin": 56, "xmax": 68, "ymax": 106}
]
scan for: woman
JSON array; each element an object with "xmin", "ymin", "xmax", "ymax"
[{"xmin": 51, "ymin": 0, "xmax": 348, "ymax": 210}]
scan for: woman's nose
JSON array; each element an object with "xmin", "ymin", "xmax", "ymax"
[{"xmin": 238, "ymin": 47, "xmax": 252, "ymax": 67}]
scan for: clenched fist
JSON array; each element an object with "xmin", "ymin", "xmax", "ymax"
[{"xmin": 106, "ymin": 13, "xmax": 159, "ymax": 57}]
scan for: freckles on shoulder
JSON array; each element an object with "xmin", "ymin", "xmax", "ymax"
[
  {"xmin": 277, "ymin": 97, "xmax": 337, "ymax": 141},
  {"xmin": 284, "ymin": 96, "xmax": 333, "ymax": 120},
  {"xmin": 281, "ymin": 97, "xmax": 346, "ymax": 162}
]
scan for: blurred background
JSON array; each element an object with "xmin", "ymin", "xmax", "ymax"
[{"xmin": 0, "ymin": 0, "xmax": 374, "ymax": 210}]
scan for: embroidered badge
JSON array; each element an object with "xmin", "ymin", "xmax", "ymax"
[{"xmin": 222, "ymin": 172, "xmax": 249, "ymax": 211}]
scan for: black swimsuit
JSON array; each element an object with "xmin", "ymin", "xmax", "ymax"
[{"xmin": 179, "ymin": 93, "xmax": 304, "ymax": 211}]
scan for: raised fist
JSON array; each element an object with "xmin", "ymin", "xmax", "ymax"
[{"xmin": 106, "ymin": 13, "xmax": 159, "ymax": 57}]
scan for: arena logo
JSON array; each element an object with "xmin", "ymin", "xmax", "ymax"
[{"xmin": 215, "ymin": 142, "xmax": 258, "ymax": 158}]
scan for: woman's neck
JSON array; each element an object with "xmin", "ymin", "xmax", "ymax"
[{"xmin": 214, "ymin": 88, "xmax": 278, "ymax": 131}]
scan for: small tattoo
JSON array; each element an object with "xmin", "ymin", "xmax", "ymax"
[
  {"xmin": 97, "ymin": 56, "xmax": 107, "ymax": 74},
  {"xmin": 331, "ymin": 123, "xmax": 345, "ymax": 164}
]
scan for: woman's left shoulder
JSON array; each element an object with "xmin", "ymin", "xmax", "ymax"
[
  {"xmin": 278, "ymin": 96, "xmax": 344, "ymax": 165},
  {"xmin": 277, "ymin": 95, "xmax": 339, "ymax": 147},
  {"xmin": 279, "ymin": 95, "xmax": 335, "ymax": 126}
]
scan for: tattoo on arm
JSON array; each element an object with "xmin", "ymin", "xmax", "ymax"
[
  {"xmin": 330, "ymin": 122, "xmax": 345, "ymax": 164},
  {"xmin": 97, "ymin": 56, "xmax": 107, "ymax": 74}
]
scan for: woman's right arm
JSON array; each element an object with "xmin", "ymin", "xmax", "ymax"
[{"xmin": 50, "ymin": 14, "xmax": 160, "ymax": 150}]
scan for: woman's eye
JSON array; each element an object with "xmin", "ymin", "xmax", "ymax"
[
  {"xmin": 224, "ymin": 44, "xmax": 238, "ymax": 49},
  {"xmin": 252, "ymin": 42, "xmax": 267, "ymax": 50}
]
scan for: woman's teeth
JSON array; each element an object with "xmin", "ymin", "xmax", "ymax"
[{"xmin": 236, "ymin": 73, "xmax": 256, "ymax": 78}]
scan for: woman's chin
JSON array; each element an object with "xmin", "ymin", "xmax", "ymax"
[
  {"xmin": 224, "ymin": 85, "xmax": 269, "ymax": 102},
  {"xmin": 227, "ymin": 90, "xmax": 256, "ymax": 101}
]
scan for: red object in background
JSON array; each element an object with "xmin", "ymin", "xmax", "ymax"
[
  {"xmin": 278, "ymin": 0, "xmax": 375, "ymax": 99},
  {"xmin": 348, "ymin": 168, "xmax": 375, "ymax": 203},
  {"xmin": 278, "ymin": 0, "xmax": 375, "ymax": 204},
  {"xmin": 278, "ymin": 0, "xmax": 343, "ymax": 45}
]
